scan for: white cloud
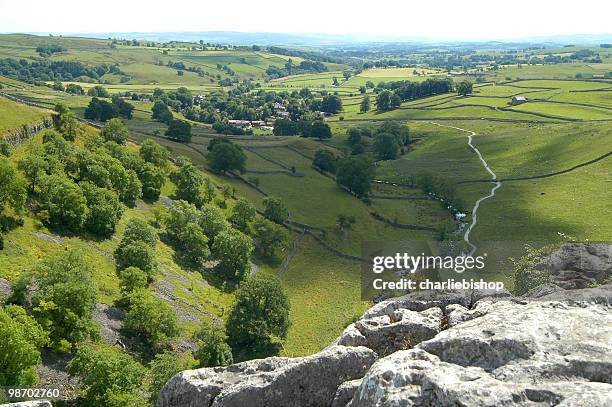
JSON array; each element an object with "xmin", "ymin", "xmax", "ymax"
[{"xmin": 0, "ymin": 0, "xmax": 610, "ymax": 40}]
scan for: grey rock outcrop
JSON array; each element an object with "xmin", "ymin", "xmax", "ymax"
[
  {"xmin": 157, "ymin": 345, "xmax": 377, "ymax": 407},
  {"xmin": 158, "ymin": 286, "xmax": 612, "ymax": 407},
  {"xmin": 0, "ymin": 277, "xmax": 11, "ymax": 304},
  {"xmin": 349, "ymin": 294, "xmax": 612, "ymax": 406},
  {"xmin": 536, "ymin": 243, "xmax": 612, "ymax": 289}
]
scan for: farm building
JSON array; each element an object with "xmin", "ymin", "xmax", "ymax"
[{"xmin": 511, "ymin": 96, "xmax": 527, "ymax": 105}]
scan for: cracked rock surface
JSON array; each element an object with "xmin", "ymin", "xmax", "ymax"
[{"xmin": 158, "ymin": 285, "xmax": 612, "ymax": 407}]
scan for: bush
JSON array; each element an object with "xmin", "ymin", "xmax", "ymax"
[
  {"xmin": 0, "ymin": 305, "xmax": 47, "ymax": 385},
  {"xmin": 148, "ymin": 352, "xmax": 196, "ymax": 404},
  {"xmin": 123, "ymin": 289, "xmax": 179, "ymax": 349},
  {"xmin": 512, "ymin": 245, "xmax": 556, "ymax": 295},
  {"xmin": 32, "ymin": 250, "xmax": 98, "ymax": 350},
  {"xmin": 100, "ymin": 118, "xmax": 129, "ymax": 145},
  {"xmin": 262, "ymin": 196, "xmax": 288, "ymax": 224},
  {"xmin": 226, "ymin": 276, "xmax": 290, "ymax": 358},
  {"xmin": 193, "ymin": 321, "xmax": 233, "ymax": 368},
  {"xmin": 211, "ymin": 229, "xmax": 253, "ymax": 283},
  {"xmin": 68, "ymin": 344, "xmax": 146, "ymax": 407}
]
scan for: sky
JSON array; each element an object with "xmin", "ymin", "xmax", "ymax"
[{"xmin": 1, "ymin": 0, "xmax": 611, "ymax": 41}]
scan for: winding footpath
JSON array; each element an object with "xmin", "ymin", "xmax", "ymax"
[{"xmin": 431, "ymin": 122, "xmax": 501, "ymax": 255}]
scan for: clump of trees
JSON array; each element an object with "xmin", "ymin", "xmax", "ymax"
[
  {"xmin": 15, "ymin": 109, "xmax": 168, "ymax": 236},
  {"xmin": 312, "ymin": 149, "xmax": 338, "ymax": 173},
  {"xmin": 115, "ymin": 218, "xmax": 158, "ymax": 279},
  {"xmin": 84, "ymin": 96, "xmax": 134, "ymax": 122},
  {"xmin": 68, "ymin": 344, "xmax": 147, "ymax": 407},
  {"xmin": 22, "ymin": 250, "xmax": 99, "ymax": 351},
  {"xmin": 0, "ymin": 58, "xmax": 122, "ymax": 82},
  {"xmin": 226, "ymin": 275, "xmax": 290, "ymax": 359},
  {"xmin": 207, "ymin": 138, "xmax": 246, "ymax": 173},
  {"xmin": 165, "ymin": 119, "xmax": 192, "ymax": 142},
  {"xmin": 376, "ymin": 78, "xmax": 454, "ymax": 111},
  {"xmin": 336, "ymin": 156, "xmax": 375, "ymax": 198},
  {"xmin": 457, "ymin": 81, "xmax": 473, "ymax": 96}
]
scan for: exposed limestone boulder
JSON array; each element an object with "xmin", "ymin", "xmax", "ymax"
[
  {"xmin": 349, "ymin": 298, "xmax": 612, "ymax": 406},
  {"xmin": 336, "ymin": 307, "xmax": 442, "ymax": 356},
  {"xmin": 362, "ymin": 290, "xmax": 471, "ymax": 318},
  {"xmin": 524, "ymin": 282, "xmax": 563, "ymax": 298},
  {"xmin": 331, "ymin": 379, "xmax": 362, "ymax": 407},
  {"xmin": 157, "ymin": 345, "xmax": 377, "ymax": 407},
  {"xmin": 536, "ymin": 243, "xmax": 612, "ymax": 289},
  {"xmin": 0, "ymin": 277, "xmax": 11, "ymax": 304},
  {"xmin": 159, "ymin": 286, "xmax": 612, "ymax": 407},
  {"xmin": 536, "ymin": 283, "xmax": 612, "ymax": 305},
  {"xmin": 348, "ymin": 349, "xmax": 612, "ymax": 407}
]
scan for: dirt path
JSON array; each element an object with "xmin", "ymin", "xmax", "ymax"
[{"xmin": 431, "ymin": 122, "xmax": 501, "ymax": 255}]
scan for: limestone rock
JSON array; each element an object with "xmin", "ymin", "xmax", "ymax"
[
  {"xmin": 157, "ymin": 345, "xmax": 377, "ymax": 407},
  {"xmin": 331, "ymin": 379, "xmax": 362, "ymax": 407},
  {"xmin": 362, "ymin": 290, "xmax": 471, "ymax": 318},
  {"xmin": 349, "ymin": 298, "xmax": 612, "ymax": 406},
  {"xmin": 524, "ymin": 283, "xmax": 563, "ymax": 298},
  {"xmin": 337, "ymin": 307, "xmax": 442, "ymax": 356},
  {"xmin": 536, "ymin": 243, "xmax": 612, "ymax": 289},
  {"xmin": 348, "ymin": 349, "xmax": 612, "ymax": 407},
  {"xmin": 0, "ymin": 277, "xmax": 11, "ymax": 304}
]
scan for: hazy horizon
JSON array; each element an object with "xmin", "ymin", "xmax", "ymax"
[{"xmin": 1, "ymin": 0, "xmax": 611, "ymax": 42}]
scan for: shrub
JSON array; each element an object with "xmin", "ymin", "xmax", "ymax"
[
  {"xmin": 148, "ymin": 352, "xmax": 196, "ymax": 404},
  {"xmin": 32, "ymin": 250, "xmax": 98, "ymax": 350},
  {"xmin": 0, "ymin": 305, "xmax": 47, "ymax": 385},
  {"xmin": 262, "ymin": 196, "xmax": 288, "ymax": 224},
  {"xmin": 211, "ymin": 229, "xmax": 253, "ymax": 283},
  {"xmin": 226, "ymin": 276, "xmax": 289, "ymax": 358},
  {"xmin": 100, "ymin": 118, "xmax": 129, "ymax": 145},
  {"xmin": 193, "ymin": 321, "xmax": 233, "ymax": 368},
  {"xmin": 68, "ymin": 344, "xmax": 146, "ymax": 407},
  {"xmin": 123, "ymin": 289, "xmax": 179, "ymax": 349}
]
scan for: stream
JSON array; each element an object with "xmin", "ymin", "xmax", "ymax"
[{"xmin": 431, "ymin": 123, "xmax": 502, "ymax": 255}]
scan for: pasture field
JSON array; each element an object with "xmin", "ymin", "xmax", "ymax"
[
  {"xmin": 0, "ymin": 97, "xmax": 51, "ymax": 133},
  {"xmin": 490, "ymin": 62, "xmax": 612, "ymax": 81}
]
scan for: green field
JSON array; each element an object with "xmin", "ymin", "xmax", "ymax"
[{"xmin": 0, "ymin": 97, "xmax": 50, "ymax": 133}]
